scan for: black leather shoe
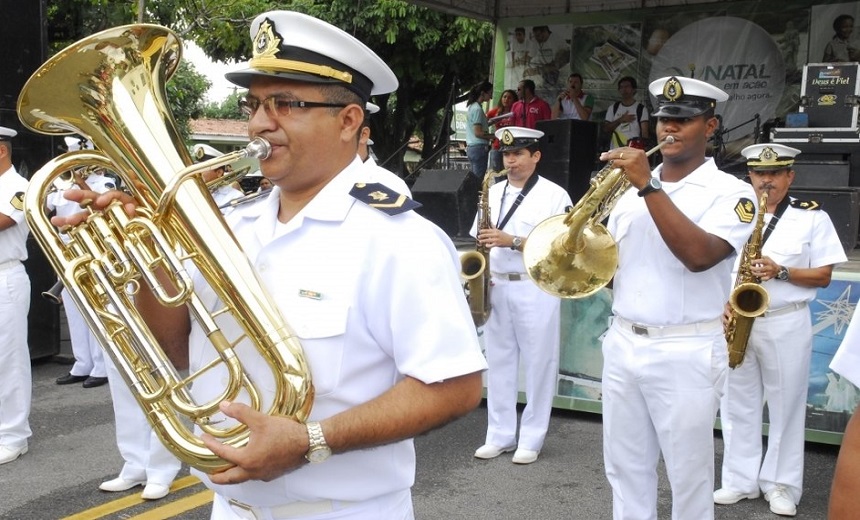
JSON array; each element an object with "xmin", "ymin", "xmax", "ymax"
[
  {"xmin": 82, "ymin": 376, "xmax": 108, "ymax": 388},
  {"xmin": 56, "ymin": 373, "xmax": 88, "ymax": 385}
]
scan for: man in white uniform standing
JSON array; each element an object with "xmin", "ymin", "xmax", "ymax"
[
  {"xmin": 600, "ymin": 76, "xmax": 756, "ymax": 520},
  {"xmin": 829, "ymin": 309, "xmax": 860, "ymax": 519},
  {"xmin": 54, "ymin": 10, "xmax": 487, "ymax": 519},
  {"xmin": 715, "ymin": 143, "xmax": 846, "ymax": 517},
  {"xmin": 0, "ymin": 126, "xmax": 31, "ymax": 465},
  {"xmin": 472, "ymin": 126, "xmax": 572, "ymax": 465}
]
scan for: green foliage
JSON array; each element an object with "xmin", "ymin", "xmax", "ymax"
[
  {"xmin": 202, "ymin": 91, "xmax": 247, "ymax": 120},
  {"xmin": 166, "ymin": 61, "xmax": 211, "ymax": 139}
]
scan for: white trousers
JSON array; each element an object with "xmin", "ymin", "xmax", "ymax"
[
  {"xmin": 0, "ymin": 264, "xmax": 31, "ymax": 447},
  {"xmin": 105, "ymin": 355, "xmax": 181, "ymax": 485},
  {"xmin": 718, "ymin": 306, "xmax": 811, "ymax": 504},
  {"xmin": 602, "ymin": 321, "xmax": 727, "ymax": 520},
  {"xmin": 484, "ymin": 277, "xmax": 561, "ymax": 451},
  {"xmin": 210, "ymin": 489, "xmax": 414, "ymax": 520},
  {"xmin": 61, "ymin": 289, "xmax": 106, "ymax": 377}
]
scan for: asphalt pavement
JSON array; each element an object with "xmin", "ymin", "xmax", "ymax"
[{"xmin": 0, "ymin": 341, "xmax": 839, "ymax": 519}]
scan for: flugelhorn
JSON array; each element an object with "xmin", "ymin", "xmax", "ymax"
[
  {"xmin": 523, "ymin": 137, "xmax": 674, "ymax": 298},
  {"xmin": 17, "ymin": 24, "xmax": 313, "ymax": 473}
]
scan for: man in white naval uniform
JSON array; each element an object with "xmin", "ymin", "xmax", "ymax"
[
  {"xmin": 54, "ymin": 11, "xmax": 487, "ymax": 519},
  {"xmin": 50, "ymin": 137, "xmax": 110, "ymax": 388},
  {"xmin": 829, "ymin": 309, "xmax": 860, "ymax": 519},
  {"xmin": 471, "ymin": 126, "xmax": 572, "ymax": 465},
  {"xmin": 0, "ymin": 126, "xmax": 31, "ymax": 465},
  {"xmin": 715, "ymin": 143, "xmax": 847, "ymax": 517},
  {"xmin": 600, "ymin": 76, "xmax": 757, "ymax": 520}
]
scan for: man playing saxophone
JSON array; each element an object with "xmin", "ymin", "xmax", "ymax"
[
  {"xmin": 599, "ymin": 76, "xmax": 756, "ymax": 520},
  {"xmin": 52, "ymin": 10, "xmax": 487, "ymax": 519},
  {"xmin": 715, "ymin": 143, "xmax": 846, "ymax": 517},
  {"xmin": 471, "ymin": 126, "xmax": 571, "ymax": 465}
]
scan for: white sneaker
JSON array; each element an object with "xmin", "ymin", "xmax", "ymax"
[
  {"xmin": 474, "ymin": 444, "xmax": 515, "ymax": 459},
  {"xmin": 713, "ymin": 487, "xmax": 760, "ymax": 504},
  {"xmin": 99, "ymin": 477, "xmax": 146, "ymax": 492},
  {"xmin": 765, "ymin": 486, "xmax": 797, "ymax": 516},
  {"xmin": 0, "ymin": 444, "xmax": 27, "ymax": 465},
  {"xmin": 511, "ymin": 448, "xmax": 539, "ymax": 464},
  {"xmin": 141, "ymin": 483, "xmax": 170, "ymax": 500}
]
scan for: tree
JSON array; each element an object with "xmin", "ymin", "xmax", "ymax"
[
  {"xmin": 148, "ymin": 0, "xmax": 495, "ymax": 176},
  {"xmin": 202, "ymin": 91, "xmax": 246, "ymax": 120},
  {"xmin": 167, "ymin": 61, "xmax": 212, "ymax": 139}
]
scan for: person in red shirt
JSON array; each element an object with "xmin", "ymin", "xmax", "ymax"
[{"xmin": 511, "ymin": 79, "xmax": 551, "ymax": 130}]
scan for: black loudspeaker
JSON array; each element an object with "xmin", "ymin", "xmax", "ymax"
[
  {"xmin": 788, "ymin": 187, "xmax": 860, "ymax": 253},
  {"xmin": 535, "ymin": 119, "xmax": 600, "ymax": 202},
  {"xmin": 2, "ymin": 0, "xmax": 61, "ymax": 359},
  {"xmin": 411, "ymin": 169, "xmax": 478, "ymax": 237}
]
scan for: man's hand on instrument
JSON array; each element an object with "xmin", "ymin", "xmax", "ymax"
[
  {"xmin": 203, "ymin": 400, "xmax": 309, "ymax": 484},
  {"xmin": 50, "ymin": 189, "xmax": 138, "ymax": 228},
  {"xmin": 477, "ymin": 227, "xmax": 515, "ymax": 249},
  {"xmin": 599, "ymin": 146, "xmax": 652, "ymax": 191},
  {"xmin": 750, "ymin": 256, "xmax": 778, "ymax": 281}
]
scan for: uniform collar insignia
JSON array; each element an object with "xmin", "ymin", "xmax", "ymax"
[{"xmin": 349, "ymin": 182, "xmax": 421, "ymax": 216}]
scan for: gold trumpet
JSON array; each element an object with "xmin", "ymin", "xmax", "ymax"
[
  {"xmin": 523, "ymin": 137, "xmax": 674, "ymax": 298},
  {"xmin": 17, "ymin": 24, "xmax": 313, "ymax": 473}
]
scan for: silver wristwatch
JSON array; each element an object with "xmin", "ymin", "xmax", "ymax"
[
  {"xmin": 304, "ymin": 421, "xmax": 332, "ymax": 463},
  {"xmin": 776, "ymin": 265, "xmax": 790, "ymax": 281},
  {"xmin": 511, "ymin": 236, "xmax": 523, "ymax": 251}
]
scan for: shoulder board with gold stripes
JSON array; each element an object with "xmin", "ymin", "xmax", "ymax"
[
  {"xmin": 790, "ymin": 199, "xmax": 820, "ymax": 210},
  {"xmin": 349, "ymin": 182, "xmax": 421, "ymax": 216}
]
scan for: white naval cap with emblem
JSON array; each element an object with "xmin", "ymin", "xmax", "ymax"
[
  {"xmin": 495, "ymin": 126, "xmax": 544, "ymax": 152},
  {"xmin": 0, "ymin": 126, "xmax": 17, "ymax": 141},
  {"xmin": 649, "ymin": 76, "xmax": 728, "ymax": 118},
  {"xmin": 191, "ymin": 143, "xmax": 224, "ymax": 162},
  {"xmin": 741, "ymin": 143, "xmax": 801, "ymax": 171},
  {"xmin": 366, "ymin": 102, "xmax": 380, "ymax": 114},
  {"xmin": 64, "ymin": 136, "xmax": 94, "ymax": 152},
  {"xmin": 225, "ymin": 10, "xmax": 398, "ymax": 101}
]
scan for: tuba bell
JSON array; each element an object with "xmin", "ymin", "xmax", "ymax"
[
  {"xmin": 523, "ymin": 137, "xmax": 673, "ymax": 298},
  {"xmin": 17, "ymin": 24, "xmax": 313, "ymax": 473}
]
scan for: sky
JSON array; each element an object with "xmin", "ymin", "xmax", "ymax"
[{"xmin": 182, "ymin": 41, "xmax": 242, "ymax": 103}]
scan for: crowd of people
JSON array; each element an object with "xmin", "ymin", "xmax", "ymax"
[{"xmin": 1, "ymin": 8, "xmax": 859, "ymax": 520}]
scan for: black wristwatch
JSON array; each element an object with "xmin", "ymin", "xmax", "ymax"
[
  {"xmin": 637, "ymin": 177, "xmax": 662, "ymax": 197},
  {"xmin": 776, "ymin": 265, "xmax": 790, "ymax": 281}
]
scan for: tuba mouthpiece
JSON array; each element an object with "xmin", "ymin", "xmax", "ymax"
[{"xmin": 246, "ymin": 137, "xmax": 272, "ymax": 160}]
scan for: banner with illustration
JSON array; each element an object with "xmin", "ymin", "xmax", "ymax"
[
  {"xmin": 553, "ymin": 274, "xmax": 860, "ymax": 444},
  {"xmin": 496, "ymin": 1, "xmax": 860, "ymax": 166}
]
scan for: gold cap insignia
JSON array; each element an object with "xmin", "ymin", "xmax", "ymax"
[
  {"xmin": 663, "ymin": 77, "xmax": 683, "ymax": 102},
  {"xmin": 758, "ymin": 147, "xmax": 778, "ymax": 162},
  {"xmin": 194, "ymin": 146, "xmax": 206, "ymax": 160},
  {"xmin": 11, "ymin": 192, "xmax": 24, "ymax": 211},
  {"xmin": 734, "ymin": 197, "xmax": 755, "ymax": 223},
  {"xmin": 501, "ymin": 129, "xmax": 515, "ymax": 146},
  {"xmin": 253, "ymin": 19, "xmax": 282, "ymax": 60}
]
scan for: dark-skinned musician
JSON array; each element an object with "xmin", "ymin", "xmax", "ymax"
[{"xmin": 599, "ymin": 76, "xmax": 756, "ymax": 520}]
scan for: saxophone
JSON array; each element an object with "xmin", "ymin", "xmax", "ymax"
[
  {"xmin": 725, "ymin": 190, "xmax": 770, "ymax": 368},
  {"xmin": 460, "ymin": 169, "xmax": 501, "ymax": 326}
]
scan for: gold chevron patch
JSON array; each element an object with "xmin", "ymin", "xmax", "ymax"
[
  {"xmin": 10, "ymin": 191, "xmax": 24, "ymax": 211},
  {"xmin": 349, "ymin": 182, "xmax": 421, "ymax": 216},
  {"xmin": 734, "ymin": 197, "xmax": 755, "ymax": 223},
  {"xmin": 791, "ymin": 199, "xmax": 820, "ymax": 210}
]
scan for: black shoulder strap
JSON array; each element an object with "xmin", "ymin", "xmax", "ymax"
[
  {"xmin": 612, "ymin": 101, "xmax": 620, "ymax": 115},
  {"xmin": 636, "ymin": 103, "xmax": 644, "ymax": 123}
]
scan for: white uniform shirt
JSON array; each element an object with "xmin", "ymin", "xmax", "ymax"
[
  {"xmin": 469, "ymin": 175, "xmax": 572, "ymax": 274},
  {"xmin": 609, "ymin": 158, "xmax": 756, "ymax": 325},
  {"xmin": 361, "ymin": 155, "xmax": 411, "ymax": 196},
  {"xmin": 187, "ymin": 157, "xmax": 487, "ymax": 506},
  {"xmin": 833, "ymin": 309, "xmax": 860, "ymax": 387},
  {"xmin": 0, "ymin": 166, "xmax": 29, "ymax": 263},
  {"xmin": 734, "ymin": 199, "xmax": 846, "ymax": 309}
]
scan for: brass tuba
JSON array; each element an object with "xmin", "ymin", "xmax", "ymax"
[
  {"xmin": 725, "ymin": 191, "xmax": 770, "ymax": 368},
  {"xmin": 523, "ymin": 138, "xmax": 673, "ymax": 298},
  {"xmin": 460, "ymin": 169, "xmax": 500, "ymax": 326},
  {"xmin": 17, "ymin": 24, "xmax": 313, "ymax": 473}
]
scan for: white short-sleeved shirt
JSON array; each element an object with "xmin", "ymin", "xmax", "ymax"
[
  {"xmin": 734, "ymin": 199, "xmax": 847, "ymax": 309},
  {"xmin": 0, "ymin": 166, "xmax": 30, "ymax": 263},
  {"xmin": 604, "ymin": 101, "xmax": 649, "ymax": 148},
  {"xmin": 832, "ymin": 307, "xmax": 860, "ymax": 387},
  {"xmin": 608, "ymin": 158, "xmax": 756, "ymax": 325},
  {"xmin": 187, "ymin": 157, "xmax": 487, "ymax": 506},
  {"xmin": 361, "ymin": 155, "xmax": 411, "ymax": 196},
  {"xmin": 469, "ymin": 175, "xmax": 572, "ymax": 274}
]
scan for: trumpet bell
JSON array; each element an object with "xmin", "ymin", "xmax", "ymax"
[{"xmin": 524, "ymin": 214, "xmax": 618, "ymax": 299}]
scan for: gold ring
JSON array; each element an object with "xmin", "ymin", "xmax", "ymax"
[{"xmin": 619, "ymin": 152, "xmax": 625, "ymax": 159}]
